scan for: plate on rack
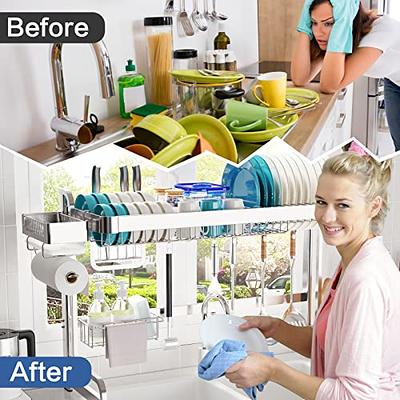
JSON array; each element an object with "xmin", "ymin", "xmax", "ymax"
[
  {"xmin": 262, "ymin": 155, "xmax": 282, "ymax": 206},
  {"xmin": 242, "ymin": 158, "xmax": 268, "ymax": 208},
  {"xmin": 279, "ymin": 155, "xmax": 299, "ymax": 205},
  {"xmin": 249, "ymin": 156, "xmax": 275, "ymax": 207},
  {"xmin": 286, "ymin": 153, "xmax": 308, "ymax": 205},
  {"xmin": 222, "ymin": 164, "xmax": 261, "ymax": 208},
  {"xmin": 200, "ymin": 314, "xmax": 269, "ymax": 353},
  {"xmin": 267, "ymin": 154, "xmax": 289, "ymax": 206}
]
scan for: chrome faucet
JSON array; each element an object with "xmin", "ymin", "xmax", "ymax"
[
  {"xmin": 50, "ymin": 41, "xmax": 115, "ymax": 153},
  {"xmin": 201, "ymin": 292, "xmax": 230, "ymax": 320}
]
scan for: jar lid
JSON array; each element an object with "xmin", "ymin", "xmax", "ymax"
[
  {"xmin": 214, "ymin": 88, "xmax": 245, "ymax": 99},
  {"xmin": 154, "ymin": 187, "xmax": 172, "ymax": 194},
  {"xmin": 144, "ymin": 16, "xmax": 173, "ymax": 26},
  {"xmin": 166, "ymin": 189, "xmax": 184, "ymax": 196},
  {"xmin": 173, "ymin": 49, "xmax": 198, "ymax": 59}
]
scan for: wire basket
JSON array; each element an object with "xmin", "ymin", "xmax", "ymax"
[{"xmin": 78, "ymin": 314, "xmax": 163, "ymax": 348}]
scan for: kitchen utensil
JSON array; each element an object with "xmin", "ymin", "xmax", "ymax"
[
  {"xmin": 283, "ymin": 231, "xmax": 307, "ymax": 326},
  {"xmin": 178, "ymin": 114, "xmax": 238, "ymax": 162},
  {"xmin": 219, "ymin": 114, "xmax": 298, "ymax": 143},
  {"xmin": 286, "ymin": 98, "xmax": 300, "ymax": 107},
  {"xmin": 133, "ymin": 114, "xmax": 187, "ymax": 152},
  {"xmin": 172, "ymin": 70, "xmax": 244, "ymax": 85},
  {"xmin": 0, "ymin": 328, "xmax": 36, "ymax": 400},
  {"xmin": 132, "ymin": 165, "xmax": 142, "ymax": 192},
  {"xmin": 120, "ymin": 166, "xmax": 129, "ymax": 192},
  {"xmin": 252, "ymin": 72, "xmax": 287, "ymax": 109},
  {"xmin": 191, "ymin": 0, "xmax": 208, "ymax": 31},
  {"xmin": 92, "ymin": 166, "xmax": 101, "ymax": 193},
  {"xmin": 178, "ymin": 0, "xmax": 195, "ymax": 36},
  {"xmin": 200, "ymin": 315, "xmax": 269, "ymax": 352},
  {"xmin": 222, "ymin": 164, "xmax": 261, "ymax": 208},
  {"xmin": 164, "ymin": 0, "xmax": 175, "ymax": 13},
  {"xmin": 211, "ymin": 0, "xmax": 228, "ymax": 20},
  {"xmin": 164, "ymin": 252, "xmax": 179, "ymax": 348},
  {"xmin": 83, "ymin": 94, "xmax": 90, "ymax": 123},
  {"xmin": 203, "ymin": 0, "xmax": 215, "ymax": 21},
  {"xmin": 151, "ymin": 134, "xmax": 199, "ymax": 167}
]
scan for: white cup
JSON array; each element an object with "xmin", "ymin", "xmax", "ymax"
[
  {"xmin": 178, "ymin": 199, "xmax": 201, "ymax": 239},
  {"xmin": 223, "ymin": 198, "xmax": 245, "ymax": 235}
]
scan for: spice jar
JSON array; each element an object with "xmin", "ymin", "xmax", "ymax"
[
  {"xmin": 173, "ymin": 49, "xmax": 199, "ymax": 70},
  {"xmin": 144, "ymin": 16, "xmax": 173, "ymax": 106},
  {"xmin": 165, "ymin": 189, "xmax": 184, "ymax": 207}
]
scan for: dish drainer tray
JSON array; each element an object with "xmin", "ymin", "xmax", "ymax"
[
  {"xmin": 22, "ymin": 212, "xmax": 87, "ymax": 244},
  {"xmin": 78, "ymin": 314, "xmax": 163, "ymax": 348}
]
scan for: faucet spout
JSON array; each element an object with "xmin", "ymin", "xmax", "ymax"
[
  {"xmin": 201, "ymin": 293, "xmax": 230, "ymax": 320},
  {"xmin": 50, "ymin": 41, "xmax": 115, "ymax": 152}
]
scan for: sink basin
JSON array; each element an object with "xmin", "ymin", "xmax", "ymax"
[{"xmin": 106, "ymin": 374, "xmax": 247, "ymax": 400}]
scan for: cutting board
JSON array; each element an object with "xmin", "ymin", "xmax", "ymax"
[{"xmin": 258, "ymin": 0, "xmax": 304, "ymax": 62}]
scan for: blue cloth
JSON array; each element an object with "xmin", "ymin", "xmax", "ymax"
[
  {"xmin": 327, "ymin": 0, "xmax": 360, "ymax": 53},
  {"xmin": 198, "ymin": 339, "xmax": 274, "ymax": 400},
  {"xmin": 296, "ymin": 0, "xmax": 314, "ymax": 39},
  {"xmin": 384, "ymin": 78, "xmax": 400, "ymax": 152}
]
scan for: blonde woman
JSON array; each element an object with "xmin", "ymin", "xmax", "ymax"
[
  {"xmin": 291, "ymin": 0, "xmax": 400, "ymax": 151},
  {"xmin": 225, "ymin": 149, "xmax": 400, "ymax": 399}
]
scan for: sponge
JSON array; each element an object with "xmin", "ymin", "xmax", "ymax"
[{"xmin": 131, "ymin": 103, "xmax": 168, "ymax": 117}]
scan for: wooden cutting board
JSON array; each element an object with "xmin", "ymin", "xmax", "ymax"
[{"xmin": 258, "ymin": 0, "xmax": 304, "ymax": 62}]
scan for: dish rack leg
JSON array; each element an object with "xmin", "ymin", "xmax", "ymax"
[{"xmin": 62, "ymin": 294, "xmax": 108, "ymax": 400}]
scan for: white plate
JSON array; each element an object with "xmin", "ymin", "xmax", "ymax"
[
  {"xmin": 105, "ymin": 193, "xmax": 119, "ymax": 203},
  {"xmin": 145, "ymin": 201, "xmax": 166, "ymax": 241},
  {"xmin": 128, "ymin": 191, "xmax": 144, "ymax": 202},
  {"xmin": 115, "ymin": 191, "xmax": 133, "ymax": 203},
  {"xmin": 200, "ymin": 314, "xmax": 269, "ymax": 353},
  {"xmin": 124, "ymin": 203, "xmax": 143, "ymax": 243},
  {"xmin": 137, "ymin": 191, "xmax": 156, "ymax": 202},
  {"xmin": 277, "ymin": 155, "xmax": 297, "ymax": 205},
  {"xmin": 267, "ymin": 155, "xmax": 289, "ymax": 206},
  {"xmin": 286, "ymin": 153, "xmax": 307, "ymax": 205},
  {"xmin": 132, "ymin": 202, "xmax": 154, "ymax": 242},
  {"xmin": 290, "ymin": 152, "xmax": 312, "ymax": 204},
  {"xmin": 262, "ymin": 155, "xmax": 282, "ymax": 206}
]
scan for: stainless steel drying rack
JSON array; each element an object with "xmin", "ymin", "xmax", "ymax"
[{"xmin": 21, "ymin": 190, "xmax": 320, "ymax": 400}]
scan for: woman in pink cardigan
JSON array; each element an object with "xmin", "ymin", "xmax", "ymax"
[{"xmin": 226, "ymin": 150, "xmax": 400, "ymax": 399}]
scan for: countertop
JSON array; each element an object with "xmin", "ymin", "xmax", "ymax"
[{"xmin": 20, "ymin": 83, "xmax": 338, "ymax": 166}]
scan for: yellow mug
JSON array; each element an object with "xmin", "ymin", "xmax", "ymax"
[{"xmin": 252, "ymin": 72, "xmax": 287, "ymax": 109}]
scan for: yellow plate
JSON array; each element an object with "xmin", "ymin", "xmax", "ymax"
[
  {"xmin": 171, "ymin": 70, "xmax": 244, "ymax": 85},
  {"xmin": 178, "ymin": 114, "xmax": 238, "ymax": 162},
  {"xmin": 220, "ymin": 114, "xmax": 298, "ymax": 143},
  {"xmin": 151, "ymin": 134, "xmax": 199, "ymax": 168}
]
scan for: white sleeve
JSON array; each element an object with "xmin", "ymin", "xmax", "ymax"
[{"xmin": 358, "ymin": 17, "xmax": 400, "ymax": 53}]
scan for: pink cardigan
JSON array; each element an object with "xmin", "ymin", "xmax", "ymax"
[{"xmin": 311, "ymin": 237, "xmax": 400, "ymax": 399}]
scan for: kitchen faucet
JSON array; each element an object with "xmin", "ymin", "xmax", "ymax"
[
  {"xmin": 50, "ymin": 41, "xmax": 115, "ymax": 153},
  {"xmin": 201, "ymin": 292, "xmax": 230, "ymax": 320}
]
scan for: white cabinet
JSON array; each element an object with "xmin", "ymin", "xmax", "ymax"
[{"xmin": 307, "ymin": 84, "xmax": 353, "ymax": 159}]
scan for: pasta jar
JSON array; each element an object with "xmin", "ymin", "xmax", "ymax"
[{"xmin": 144, "ymin": 16, "xmax": 173, "ymax": 106}]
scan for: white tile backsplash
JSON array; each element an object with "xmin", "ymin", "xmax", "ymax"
[
  {"xmin": 5, "ymin": 225, "xmax": 17, "ymax": 274},
  {"xmin": 6, "ymin": 272, "xmax": 19, "ymax": 322},
  {"xmin": 2, "ymin": 150, "xmax": 16, "ymax": 226},
  {"xmin": 0, "ymin": 272, "xmax": 8, "ymax": 321},
  {"xmin": 0, "ymin": 226, "xmax": 5, "ymax": 274}
]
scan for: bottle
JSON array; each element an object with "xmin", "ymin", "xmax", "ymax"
[
  {"xmin": 88, "ymin": 283, "xmax": 112, "ymax": 326},
  {"xmin": 214, "ymin": 23, "xmax": 231, "ymax": 50},
  {"xmin": 225, "ymin": 51, "xmax": 237, "ymax": 71},
  {"xmin": 118, "ymin": 59, "xmax": 146, "ymax": 119},
  {"xmin": 111, "ymin": 281, "xmax": 135, "ymax": 322}
]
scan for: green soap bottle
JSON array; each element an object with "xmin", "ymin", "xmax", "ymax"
[{"xmin": 118, "ymin": 60, "xmax": 146, "ymax": 119}]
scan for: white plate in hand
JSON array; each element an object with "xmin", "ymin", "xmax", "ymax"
[{"xmin": 200, "ymin": 314, "xmax": 269, "ymax": 353}]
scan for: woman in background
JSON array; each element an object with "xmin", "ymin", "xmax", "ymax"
[
  {"xmin": 291, "ymin": 0, "xmax": 400, "ymax": 151},
  {"xmin": 225, "ymin": 148, "xmax": 400, "ymax": 399}
]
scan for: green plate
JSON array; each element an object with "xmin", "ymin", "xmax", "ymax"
[
  {"xmin": 171, "ymin": 70, "xmax": 244, "ymax": 85},
  {"xmin": 151, "ymin": 134, "xmax": 199, "ymax": 168},
  {"xmin": 267, "ymin": 88, "xmax": 319, "ymax": 113},
  {"xmin": 178, "ymin": 114, "xmax": 238, "ymax": 162},
  {"xmin": 220, "ymin": 114, "xmax": 298, "ymax": 143}
]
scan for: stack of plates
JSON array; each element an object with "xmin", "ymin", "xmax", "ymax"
[{"xmin": 222, "ymin": 152, "xmax": 326, "ymax": 208}]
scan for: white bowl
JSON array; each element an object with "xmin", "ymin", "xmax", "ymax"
[{"xmin": 200, "ymin": 314, "xmax": 269, "ymax": 353}]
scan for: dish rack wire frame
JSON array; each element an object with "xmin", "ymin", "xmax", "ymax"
[
  {"xmin": 78, "ymin": 314, "xmax": 163, "ymax": 348},
  {"xmin": 21, "ymin": 190, "xmax": 323, "ymax": 400}
]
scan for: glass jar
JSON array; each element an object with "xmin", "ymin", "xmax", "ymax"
[
  {"xmin": 173, "ymin": 49, "xmax": 199, "ymax": 70},
  {"xmin": 144, "ymin": 16, "xmax": 173, "ymax": 106},
  {"xmin": 165, "ymin": 189, "xmax": 184, "ymax": 207}
]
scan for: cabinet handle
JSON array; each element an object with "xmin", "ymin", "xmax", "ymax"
[
  {"xmin": 336, "ymin": 113, "xmax": 346, "ymax": 128},
  {"xmin": 338, "ymin": 88, "xmax": 347, "ymax": 101}
]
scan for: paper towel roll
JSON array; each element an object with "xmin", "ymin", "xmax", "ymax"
[{"xmin": 31, "ymin": 254, "xmax": 89, "ymax": 295}]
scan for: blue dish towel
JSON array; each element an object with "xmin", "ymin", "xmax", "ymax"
[
  {"xmin": 328, "ymin": 0, "xmax": 360, "ymax": 53},
  {"xmin": 296, "ymin": 0, "xmax": 315, "ymax": 39},
  {"xmin": 198, "ymin": 339, "xmax": 274, "ymax": 400}
]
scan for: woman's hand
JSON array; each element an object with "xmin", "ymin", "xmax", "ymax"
[
  {"xmin": 239, "ymin": 316, "xmax": 281, "ymax": 339},
  {"xmin": 225, "ymin": 353, "xmax": 278, "ymax": 388}
]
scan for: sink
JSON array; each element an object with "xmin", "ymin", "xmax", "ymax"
[{"xmin": 106, "ymin": 374, "xmax": 247, "ymax": 400}]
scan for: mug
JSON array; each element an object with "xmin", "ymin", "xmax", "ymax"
[
  {"xmin": 252, "ymin": 72, "xmax": 287, "ymax": 109},
  {"xmin": 223, "ymin": 198, "xmax": 245, "ymax": 235},
  {"xmin": 178, "ymin": 199, "xmax": 201, "ymax": 240},
  {"xmin": 200, "ymin": 198, "xmax": 224, "ymax": 238},
  {"xmin": 226, "ymin": 100, "xmax": 267, "ymax": 132}
]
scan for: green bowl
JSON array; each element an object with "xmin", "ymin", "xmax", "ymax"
[
  {"xmin": 220, "ymin": 114, "xmax": 298, "ymax": 143},
  {"xmin": 133, "ymin": 114, "xmax": 187, "ymax": 152}
]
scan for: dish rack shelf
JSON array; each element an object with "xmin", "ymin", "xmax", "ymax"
[{"xmin": 78, "ymin": 314, "xmax": 163, "ymax": 348}]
